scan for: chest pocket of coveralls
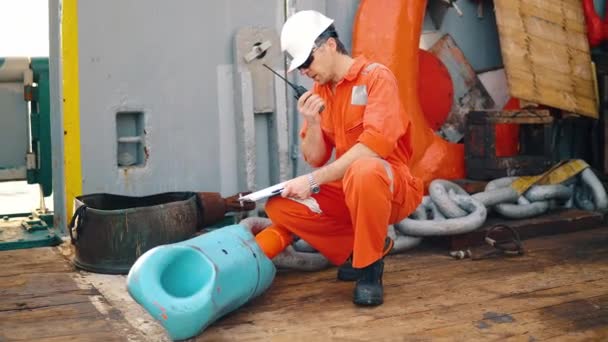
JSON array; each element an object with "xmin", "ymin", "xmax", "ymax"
[{"xmin": 344, "ymin": 85, "xmax": 367, "ymax": 143}]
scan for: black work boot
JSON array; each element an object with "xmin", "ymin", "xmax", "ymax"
[
  {"xmin": 337, "ymin": 237, "xmax": 393, "ymax": 281},
  {"xmin": 353, "ymin": 259, "xmax": 384, "ymax": 306}
]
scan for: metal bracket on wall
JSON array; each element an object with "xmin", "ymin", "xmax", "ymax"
[
  {"xmin": 244, "ymin": 40, "xmax": 273, "ymax": 63},
  {"xmin": 233, "ymin": 27, "xmax": 290, "ymax": 191},
  {"xmin": 235, "ymin": 27, "xmax": 281, "ymax": 113}
]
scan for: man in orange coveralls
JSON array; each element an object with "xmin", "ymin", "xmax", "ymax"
[{"xmin": 254, "ymin": 10, "xmax": 423, "ymax": 306}]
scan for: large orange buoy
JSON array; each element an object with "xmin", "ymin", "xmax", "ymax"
[
  {"xmin": 418, "ymin": 49, "xmax": 453, "ymax": 131},
  {"xmin": 352, "ymin": 0, "xmax": 465, "ymax": 188}
]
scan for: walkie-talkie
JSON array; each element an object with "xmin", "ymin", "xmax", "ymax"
[{"xmin": 263, "ymin": 64, "xmax": 324, "ymax": 113}]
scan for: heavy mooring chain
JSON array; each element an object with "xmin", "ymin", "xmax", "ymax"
[
  {"xmin": 239, "ymin": 216, "xmax": 331, "ymax": 271},
  {"xmin": 396, "ymin": 193, "xmax": 487, "ymax": 236},
  {"xmin": 239, "ymin": 168, "xmax": 606, "ymax": 270},
  {"xmin": 398, "ymin": 167, "xmax": 607, "ymax": 236}
]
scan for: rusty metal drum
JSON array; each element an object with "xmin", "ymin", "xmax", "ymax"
[{"xmin": 69, "ymin": 192, "xmax": 199, "ymax": 274}]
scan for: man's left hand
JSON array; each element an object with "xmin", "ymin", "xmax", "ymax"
[{"xmin": 281, "ymin": 175, "xmax": 311, "ymax": 199}]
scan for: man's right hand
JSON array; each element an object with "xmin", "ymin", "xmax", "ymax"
[{"xmin": 298, "ymin": 91, "xmax": 324, "ymax": 124}]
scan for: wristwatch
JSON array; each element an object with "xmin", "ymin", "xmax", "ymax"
[{"xmin": 307, "ymin": 173, "xmax": 321, "ymax": 194}]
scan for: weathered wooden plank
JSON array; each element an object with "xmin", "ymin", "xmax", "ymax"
[
  {"xmin": 0, "ymin": 262, "xmax": 72, "ymax": 278},
  {"xmin": 0, "ymin": 272, "xmax": 101, "ymax": 312},
  {"xmin": 0, "ymin": 314, "xmax": 126, "ymax": 341},
  {"xmin": 0, "ymin": 300, "xmax": 102, "ymax": 323},
  {"xmin": 506, "ymin": 295, "xmax": 608, "ymax": 340},
  {"xmin": 32, "ymin": 332, "xmax": 128, "ymax": 342},
  {"xmin": 408, "ymin": 295, "xmax": 608, "ymax": 341},
  {"xmin": 262, "ymin": 243, "xmax": 607, "ymax": 308},
  {"xmin": 505, "ymin": 63, "xmax": 595, "ymax": 100},
  {"xmin": 504, "ymin": 59, "xmax": 594, "ymax": 100},
  {"xmin": 508, "ymin": 0, "xmax": 585, "ymax": 22},
  {"xmin": 276, "ymin": 225, "xmax": 608, "ymax": 290},
  {"xmin": 0, "ymin": 273, "xmax": 89, "ymax": 297},
  {"xmin": 3, "ymin": 228, "xmax": 608, "ymax": 342},
  {"xmin": 494, "ymin": 0, "xmax": 598, "ymax": 118},
  {"xmin": 502, "ymin": 49, "xmax": 593, "ymax": 86},
  {"xmin": 0, "ymin": 299, "xmax": 137, "ymax": 342},
  {"xmin": 0, "ymin": 247, "xmax": 73, "ymax": 277},
  {"xmin": 0, "ymin": 247, "xmax": 61, "ymax": 264},
  {"xmin": 508, "ymin": 77, "xmax": 597, "ymax": 117},
  {"xmin": 196, "ymin": 228, "xmax": 608, "ymax": 341},
  {"xmin": 497, "ymin": 8, "xmax": 588, "ymax": 50},
  {"xmin": 466, "ymin": 109, "xmax": 553, "ymax": 124},
  {"xmin": 498, "ymin": 1, "xmax": 585, "ymax": 33},
  {"xmin": 0, "ymin": 291, "xmax": 100, "ymax": 312},
  {"xmin": 0, "ymin": 247, "xmax": 144, "ymax": 342},
  {"xmin": 499, "ymin": 35, "xmax": 592, "ymax": 79},
  {"xmin": 255, "ymin": 246, "xmax": 608, "ymax": 315},
  {"xmin": 200, "ymin": 278, "xmax": 608, "ymax": 341}
]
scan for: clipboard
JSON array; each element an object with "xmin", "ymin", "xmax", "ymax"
[{"xmin": 238, "ymin": 182, "xmax": 287, "ymax": 202}]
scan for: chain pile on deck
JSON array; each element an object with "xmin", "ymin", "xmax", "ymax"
[{"xmin": 240, "ymin": 168, "xmax": 607, "ymax": 271}]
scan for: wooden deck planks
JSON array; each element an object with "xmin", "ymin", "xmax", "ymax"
[
  {"xmin": 0, "ymin": 248, "xmax": 73, "ymax": 277},
  {"xmin": 420, "ymin": 295, "xmax": 608, "ymax": 341},
  {"xmin": 198, "ymin": 227, "xmax": 608, "ymax": 341},
  {"xmin": 0, "ymin": 248, "xmax": 140, "ymax": 342},
  {"xmin": 0, "ymin": 226, "xmax": 607, "ymax": 341},
  {"xmin": 494, "ymin": 0, "xmax": 598, "ymax": 118}
]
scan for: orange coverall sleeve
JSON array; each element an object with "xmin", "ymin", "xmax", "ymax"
[
  {"xmin": 298, "ymin": 121, "xmax": 334, "ymax": 167},
  {"xmin": 298, "ymin": 84, "xmax": 334, "ymax": 167},
  {"xmin": 357, "ymin": 67, "xmax": 406, "ymax": 158}
]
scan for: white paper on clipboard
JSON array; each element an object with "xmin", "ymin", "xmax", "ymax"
[{"xmin": 238, "ymin": 181, "xmax": 288, "ymax": 202}]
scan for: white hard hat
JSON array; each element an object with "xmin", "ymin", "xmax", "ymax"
[{"xmin": 280, "ymin": 10, "xmax": 334, "ymax": 72}]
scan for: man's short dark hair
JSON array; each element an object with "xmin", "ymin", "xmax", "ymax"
[{"xmin": 315, "ymin": 24, "xmax": 348, "ymax": 55}]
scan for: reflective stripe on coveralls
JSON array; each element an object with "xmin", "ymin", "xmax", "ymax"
[{"xmin": 263, "ymin": 57, "xmax": 423, "ymax": 269}]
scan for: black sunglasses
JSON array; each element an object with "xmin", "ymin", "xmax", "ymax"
[{"xmin": 298, "ymin": 47, "xmax": 317, "ymax": 70}]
